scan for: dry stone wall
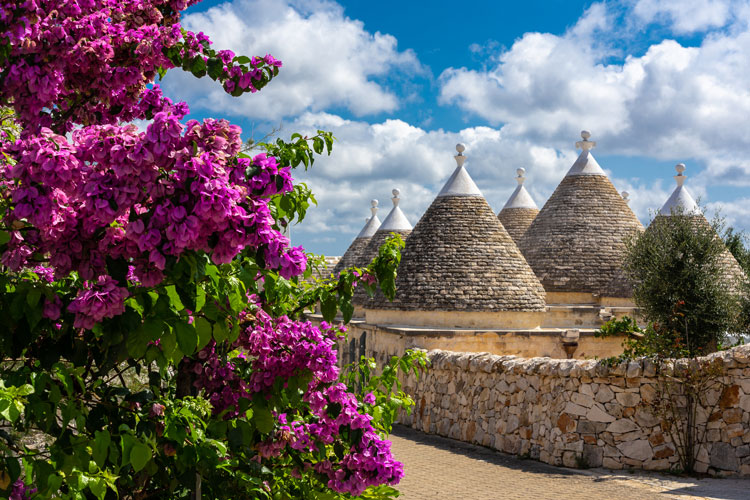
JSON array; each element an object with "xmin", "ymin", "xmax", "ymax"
[{"xmin": 399, "ymin": 346, "xmax": 750, "ymax": 476}]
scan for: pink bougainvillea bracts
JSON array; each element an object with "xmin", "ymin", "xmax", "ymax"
[
  {"xmin": 189, "ymin": 309, "xmax": 403, "ymax": 495},
  {"xmin": 0, "ymin": 1, "xmax": 403, "ymax": 497}
]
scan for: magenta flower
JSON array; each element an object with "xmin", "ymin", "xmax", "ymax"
[
  {"xmin": 67, "ymin": 276, "xmax": 129, "ymax": 329},
  {"xmin": 42, "ymin": 296, "xmax": 62, "ymax": 321}
]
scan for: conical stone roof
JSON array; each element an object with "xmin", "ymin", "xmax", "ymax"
[
  {"xmin": 518, "ymin": 131, "xmax": 644, "ymax": 298},
  {"xmin": 352, "ymin": 189, "xmax": 412, "ymax": 306},
  {"xmin": 372, "ymin": 145, "xmax": 546, "ymax": 312},
  {"xmin": 498, "ymin": 168, "xmax": 539, "ymax": 245},
  {"xmin": 332, "ymin": 200, "xmax": 381, "ymax": 275},
  {"xmin": 651, "ymin": 164, "xmax": 746, "ymax": 292}
]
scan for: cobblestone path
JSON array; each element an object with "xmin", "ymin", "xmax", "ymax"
[{"xmin": 390, "ymin": 426, "xmax": 750, "ymax": 500}]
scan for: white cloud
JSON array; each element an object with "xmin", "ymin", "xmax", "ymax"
[
  {"xmin": 163, "ymin": 0, "xmax": 424, "ymax": 120},
  {"xmin": 286, "ymin": 113, "xmax": 592, "ymax": 253},
  {"xmin": 287, "ymin": 112, "xmax": 714, "ymax": 255},
  {"xmin": 631, "ymin": 0, "xmax": 736, "ymax": 34},
  {"xmin": 438, "ymin": 2, "xmax": 750, "ymax": 187},
  {"xmin": 156, "ymin": 0, "xmax": 750, "ymax": 253},
  {"xmin": 707, "ymin": 198, "xmax": 750, "ymax": 231}
]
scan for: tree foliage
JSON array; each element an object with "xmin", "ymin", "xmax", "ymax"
[{"xmin": 623, "ymin": 209, "xmax": 748, "ymax": 356}]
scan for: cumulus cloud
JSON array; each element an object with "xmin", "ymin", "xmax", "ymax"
[
  {"xmin": 631, "ymin": 0, "xmax": 738, "ymax": 34},
  {"xmin": 159, "ymin": 0, "xmax": 750, "ymax": 254},
  {"xmin": 163, "ymin": 0, "xmax": 424, "ymax": 120},
  {"xmin": 285, "ymin": 113, "xmax": 682, "ymax": 255},
  {"xmin": 438, "ymin": 1, "xmax": 750, "ymax": 188},
  {"xmin": 287, "ymin": 112, "xmax": 704, "ymax": 255}
]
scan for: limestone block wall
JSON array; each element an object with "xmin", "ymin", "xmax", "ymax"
[
  {"xmin": 338, "ymin": 321, "xmax": 627, "ymax": 366},
  {"xmin": 398, "ymin": 347, "xmax": 750, "ymax": 476}
]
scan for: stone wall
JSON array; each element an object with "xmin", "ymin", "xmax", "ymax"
[
  {"xmin": 398, "ymin": 346, "xmax": 750, "ymax": 476},
  {"xmin": 337, "ymin": 320, "xmax": 628, "ymax": 367}
]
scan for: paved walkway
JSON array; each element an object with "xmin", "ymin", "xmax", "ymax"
[{"xmin": 390, "ymin": 426, "xmax": 750, "ymax": 500}]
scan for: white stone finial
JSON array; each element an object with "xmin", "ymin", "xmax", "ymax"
[
  {"xmin": 575, "ymin": 130, "xmax": 596, "ymax": 151},
  {"xmin": 674, "ymin": 163, "xmax": 687, "ymax": 187},
  {"xmin": 622, "ymin": 191, "xmax": 630, "ymax": 203},
  {"xmin": 516, "ymin": 167, "xmax": 526, "ymax": 185},
  {"xmin": 370, "ymin": 199, "xmax": 379, "ymax": 217},
  {"xmin": 391, "ymin": 188, "xmax": 400, "ymax": 208},
  {"xmin": 454, "ymin": 144, "xmax": 467, "ymax": 168}
]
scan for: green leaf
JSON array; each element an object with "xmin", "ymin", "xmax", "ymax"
[
  {"xmin": 129, "ymin": 441, "xmax": 151, "ymax": 473},
  {"xmin": 165, "ymin": 286, "xmax": 185, "ymax": 311},
  {"xmin": 339, "ymin": 296, "xmax": 354, "ymax": 324},
  {"xmin": 0, "ymin": 230, "xmax": 10, "ymax": 246},
  {"xmin": 175, "ymin": 322, "xmax": 198, "ymax": 355},
  {"xmin": 160, "ymin": 328, "xmax": 177, "ymax": 359},
  {"xmin": 320, "ymin": 292, "xmax": 337, "ymax": 323},
  {"xmin": 128, "ymin": 319, "xmax": 163, "ymax": 358},
  {"xmin": 229, "ymin": 289, "xmax": 244, "ymax": 314},
  {"xmin": 195, "ymin": 286, "xmax": 206, "ymax": 312},
  {"xmin": 93, "ymin": 430, "xmax": 111, "ymax": 468},
  {"xmin": 312, "ymin": 137, "xmax": 324, "ymax": 155},
  {"xmin": 194, "ymin": 317, "xmax": 212, "ymax": 351},
  {"xmin": 15, "ymin": 384, "xmax": 33, "ymax": 396},
  {"xmin": 89, "ymin": 478, "xmax": 106, "ymax": 500},
  {"xmin": 206, "ymin": 57, "xmax": 223, "ymax": 80},
  {"xmin": 26, "ymin": 288, "xmax": 41, "ymax": 308},
  {"xmin": 190, "ymin": 56, "xmax": 206, "ymax": 77},
  {"xmin": 233, "ymin": 55, "xmax": 252, "ymax": 64},
  {"xmin": 253, "ymin": 400, "xmax": 274, "ymax": 434},
  {"xmin": 213, "ymin": 321, "xmax": 229, "ymax": 344},
  {"xmin": 313, "ymin": 492, "xmax": 337, "ymax": 500},
  {"xmin": 127, "ymin": 327, "xmax": 149, "ymax": 359}
]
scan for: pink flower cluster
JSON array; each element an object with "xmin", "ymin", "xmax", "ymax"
[
  {"xmin": 9, "ymin": 478, "xmax": 35, "ymax": 500},
  {"xmin": 1, "ymin": 109, "xmax": 305, "ymax": 326},
  {"xmin": 67, "ymin": 276, "xmax": 129, "ymax": 329},
  {"xmin": 0, "ymin": 0, "xmax": 276, "ymax": 131},
  {"xmin": 308, "ymin": 384, "xmax": 404, "ymax": 495},
  {"xmin": 0, "ymin": 0, "xmax": 301, "ymax": 329},
  {"xmin": 190, "ymin": 311, "xmax": 403, "ymax": 495}
]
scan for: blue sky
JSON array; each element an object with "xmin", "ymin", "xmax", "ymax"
[{"xmin": 162, "ymin": 0, "xmax": 750, "ymax": 256}]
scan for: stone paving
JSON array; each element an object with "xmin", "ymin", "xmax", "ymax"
[{"xmin": 390, "ymin": 426, "xmax": 750, "ymax": 499}]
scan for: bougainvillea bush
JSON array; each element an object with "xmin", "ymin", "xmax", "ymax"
[{"xmin": 0, "ymin": 1, "xmax": 417, "ymax": 498}]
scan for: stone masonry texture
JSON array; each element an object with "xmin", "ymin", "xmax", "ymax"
[
  {"xmin": 332, "ymin": 237, "xmax": 369, "ymax": 276},
  {"xmin": 519, "ymin": 174, "xmax": 644, "ymax": 297},
  {"xmin": 398, "ymin": 345, "xmax": 750, "ymax": 477},
  {"xmin": 372, "ymin": 196, "xmax": 546, "ymax": 311},
  {"xmin": 498, "ymin": 207, "xmax": 538, "ymax": 246}
]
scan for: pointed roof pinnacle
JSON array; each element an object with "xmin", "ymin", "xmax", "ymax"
[
  {"xmin": 438, "ymin": 143, "xmax": 483, "ymax": 197},
  {"xmin": 621, "ymin": 191, "xmax": 630, "ymax": 204},
  {"xmin": 516, "ymin": 168, "xmax": 526, "ymax": 185},
  {"xmin": 659, "ymin": 163, "xmax": 701, "ymax": 216},
  {"xmin": 355, "ymin": 199, "xmax": 381, "ymax": 238},
  {"xmin": 378, "ymin": 188, "xmax": 412, "ymax": 231},
  {"xmin": 502, "ymin": 167, "xmax": 538, "ymax": 210},
  {"xmin": 567, "ymin": 130, "xmax": 606, "ymax": 176},
  {"xmin": 575, "ymin": 130, "xmax": 596, "ymax": 151},
  {"xmin": 674, "ymin": 163, "xmax": 687, "ymax": 186}
]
